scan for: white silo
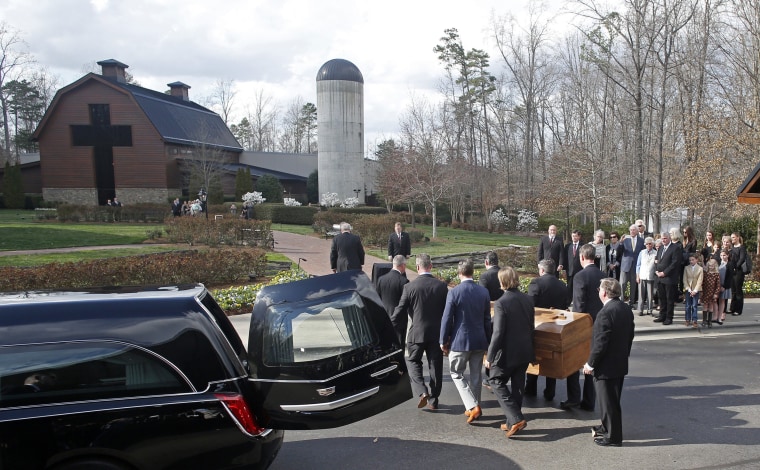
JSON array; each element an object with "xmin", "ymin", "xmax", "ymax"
[{"xmin": 316, "ymin": 58, "xmax": 365, "ymax": 204}]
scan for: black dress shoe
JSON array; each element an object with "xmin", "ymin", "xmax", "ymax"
[
  {"xmin": 653, "ymin": 317, "xmax": 664, "ymax": 322},
  {"xmin": 579, "ymin": 403, "xmax": 595, "ymax": 411},
  {"xmin": 560, "ymin": 400, "xmax": 580, "ymax": 409},
  {"xmin": 732, "ymin": 312, "xmax": 742, "ymax": 316},
  {"xmin": 594, "ymin": 437, "xmax": 622, "ymax": 447},
  {"xmin": 663, "ymin": 320, "xmax": 673, "ymax": 325},
  {"xmin": 591, "ymin": 425, "xmax": 605, "ymax": 438},
  {"xmin": 544, "ymin": 394, "xmax": 555, "ymax": 401}
]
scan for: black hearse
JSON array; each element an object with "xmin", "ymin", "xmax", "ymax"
[{"xmin": 0, "ymin": 271, "xmax": 410, "ymax": 469}]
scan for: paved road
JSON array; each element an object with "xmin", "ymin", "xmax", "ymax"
[{"xmin": 267, "ymin": 331, "xmax": 760, "ymax": 470}]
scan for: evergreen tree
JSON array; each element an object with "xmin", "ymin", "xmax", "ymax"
[
  {"xmin": 256, "ymin": 174, "xmax": 284, "ymax": 203},
  {"xmin": 3, "ymin": 161, "xmax": 24, "ymax": 208},
  {"xmin": 307, "ymin": 169, "xmax": 318, "ymax": 203}
]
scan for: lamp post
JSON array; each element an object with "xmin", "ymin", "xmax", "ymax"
[{"xmin": 198, "ymin": 187, "xmax": 208, "ymax": 220}]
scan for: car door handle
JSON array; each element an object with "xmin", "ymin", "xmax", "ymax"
[{"xmin": 280, "ymin": 386, "xmax": 379, "ymax": 412}]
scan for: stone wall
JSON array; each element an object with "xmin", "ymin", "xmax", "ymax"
[
  {"xmin": 43, "ymin": 188, "xmax": 98, "ymax": 205},
  {"xmin": 116, "ymin": 188, "xmax": 172, "ymax": 205}
]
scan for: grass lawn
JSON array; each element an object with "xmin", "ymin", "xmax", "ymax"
[
  {"xmin": 0, "ymin": 223, "xmax": 163, "ymax": 251},
  {"xmin": 0, "ymin": 210, "xmax": 538, "ymax": 267}
]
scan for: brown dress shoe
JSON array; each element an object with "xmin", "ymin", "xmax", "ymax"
[
  {"xmin": 417, "ymin": 394, "xmax": 429, "ymax": 409},
  {"xmin": 504, "ymin": 420, "xmax": 527, "ymax": 438},
  {"xmin": 466, "ymin": 405, "xmax": 482, "ymax": 424}
]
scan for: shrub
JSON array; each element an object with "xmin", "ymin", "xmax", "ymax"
[
  {"xmin": 255, "ymin": 203, "xmax": 319, "ymax": 224},
  {"xmin": 0, "ymin": 248, "xmax": 266, "ymax": 291},
  {"xmin": 408, "ymin": 228, "xmax": 425, "ymax": 243},
  {"xmin": 56, "ymin": 203, "xmax": 169, "ymax": 223},
  {"xmin": 163, "ymin": 216, "xmax": 273, "ymax": 248},
  {"xmin": 212, "ymin": 268, "xmax": 310, "ymax": 314}
]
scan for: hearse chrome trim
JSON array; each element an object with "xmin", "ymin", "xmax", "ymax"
[
  {"xmin": 280, "ymin": 386, "xmax": 379, "ymax": 412},
  {"xmin": 369, "ymin": 364, "xmax": 398, "ymax": 377},
  {"xmin": 248, "ymin": 349, "xmax": 403, "ymax": 384}
]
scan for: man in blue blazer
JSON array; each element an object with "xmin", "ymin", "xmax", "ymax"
[
  {"xmin": 440, "ymin": 258, "xmax": 492, "ymax": 424},
  {"xmin": 619, "ymin": 224, "xmax": 645, "ymax": 306}
]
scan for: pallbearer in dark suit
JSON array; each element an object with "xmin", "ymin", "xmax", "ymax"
[
  {"xmin": 387, "ymin": 221, "xmax": 412, "ymax": 260},
  {"xmin": 392, "ymin": 253, "xmax": 449, "ymax": 409},
  {"xmin": 479, "ymin": 251, "xmax": 502, "ymax": 301},
  {"xmin": 537, "ymin": 225, "xmax": 565, "ymax": 277},
  {"xmin": 376, "ymin": 255, "xmax": 409, "ymax": 343},
  {"xmin": 562, "ymin": 244, "xmax": 605, "ymax": 412},
  {"xmin": 486, "ymin": 266, "xmax": 535, "ymax": 438},
  {"xmin": 584, "ymin": 278, "xmax": 635, "ymax": 447},
  {"xmin": 330, "ymin": 222, "xmax": 365, "ymax": 272},
  {"xmin": 525, "ymin": 258, "xmax": 566, "ymax": 400}
]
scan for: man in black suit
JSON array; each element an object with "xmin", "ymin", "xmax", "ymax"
[
  {"xmin": 486, "ymin": 266, "xmax": 535, "ymax": 438},
  {"xmin": 584, "ymin": 278, "xmax": 635, "ymax": 447},
  {"xmin": 391, "ymin": 253, "xmax": 449, "ymax": 410},
  {"xmin": 654, "ymin": 231, "xmax": 681, "ymax": 325},
  {"xmin": 387, "ymin": 222, "xmax": 412, "ymax": 260},
  {"xmin": 561, "ymin": 243, "xmax": 605, "ymax": 412},
  {"xmin": 537, "ymin": 225, "xmax": 565, "ymax": 277},
  {"xmin": 376, "ymin": 255, "xmax": 409, "ymax": 344},
  {"xmin": 330, "ymin": 222, "xmax": 365, "ymax": 272},
  {"xmin": 564, "ymin": 230, "xmax": 583, "ymax": 302},
  {"xmin": 525, "ymin": 258, "xmax": 566, "ymax": 400},
  {"xmin": 479, "ymin": 251, "xmax": 502, "ymax": 301},
  {"xmin": 171, "ymin": 197, "xmax": 182, "ymax": 217}
]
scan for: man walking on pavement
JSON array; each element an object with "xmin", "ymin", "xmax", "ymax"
[
  {"xmin": 392, "ymin": 254, "xmax": 448, "ymax": 410},
  {"xmin": 440, "ymin": 259, "xmax": 492, "ymax": 424}
]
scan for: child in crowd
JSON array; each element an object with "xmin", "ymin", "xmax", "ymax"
[
  {"xmin": 683, "ymin": 253, "xmax": 703, "ymax": 328},
  {"xmin": 701, "ymin": 259, "xmax": 721, "ymax": 328}
]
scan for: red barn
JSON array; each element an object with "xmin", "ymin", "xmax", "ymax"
[{"xmin": 32, "ymin": 59, "xmax": 242, "ymax": 205}]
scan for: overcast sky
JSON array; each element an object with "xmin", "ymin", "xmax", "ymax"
[{"xmin": 2, "ymin": 0, "xmax": 574, "ymax": 152}]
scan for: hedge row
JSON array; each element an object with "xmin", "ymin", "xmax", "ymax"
[
  {"xmin": 0, "ymin": 248, "xmax": 267, "ymax": 291},
  {"xmin": 163, "ymin": 217, "xmax": 273, "ymax": 247},
  {"xmin": 56, "ymin": 203, "xmax": 169, "ymax": 223},
  {"xmin": 253, "ymin": 204, "xmax": 319, "ymax": 224}
]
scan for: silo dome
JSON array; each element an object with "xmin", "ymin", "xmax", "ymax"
[
  {"xmin": 316, "ymin": 58, "xmax": 365, "ymax": 204},
  {"xmin": 316, "ymin": 59, "xmax": 364, "ymax": 83}
]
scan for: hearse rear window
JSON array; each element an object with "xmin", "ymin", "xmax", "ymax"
[
  {"xmin": 0, "ymin": 342, "xmax": 192, "ymax": 407},
  {"xmin": 263, "ymin": 291, "xmax": 377, "ymax": 365}
]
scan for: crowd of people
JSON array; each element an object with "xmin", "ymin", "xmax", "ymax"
[
  {"xmin": 330, "ymin": 220, "xmax": 749, "ymax": 447},
  {"xmin": 537, "ymin": 222, "xmax": 751, "ymax": 328}
]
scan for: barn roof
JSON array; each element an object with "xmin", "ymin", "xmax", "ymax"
[{"xmin": 33, "ymin": 74, "xmax": 242, "ymax": 153}]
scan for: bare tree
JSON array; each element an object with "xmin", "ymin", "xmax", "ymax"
[
  {"xmin": 398, "ymin": 96, "xmax": 452, "ymax": 238},
  {"xmin": 0, "ymin": 22, "xmax": 33, "ymax": 159},
  {"xmin": 211, "ymin": 78, "xmax": 236, "ymax": 125}
]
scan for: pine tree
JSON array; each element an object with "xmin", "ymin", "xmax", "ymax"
[{"xmin": 3, "ymin": 161, "xmax": 25, "ymax": 209}]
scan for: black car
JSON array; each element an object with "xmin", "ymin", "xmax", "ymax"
[{"xmin": 0, "ymin": 271, "xmax": 411, "ymax": 469}]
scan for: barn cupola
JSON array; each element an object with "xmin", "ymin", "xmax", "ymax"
[
  {"xmin": 167, "ymin": 81, "xmax": 191, "ymax": 101},
  {"xmin": 97, "ymin": 59, "xmax": 129, "ymax": 83}
]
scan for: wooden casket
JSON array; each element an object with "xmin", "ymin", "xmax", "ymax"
[{"xmin": 525, "ymin": 308, "xmax": 593, "ymax": 379}]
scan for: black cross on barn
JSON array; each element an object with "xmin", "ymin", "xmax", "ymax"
[{"xmin": 71, "ymin": 104, "xmax": 132, "ymax": 205}]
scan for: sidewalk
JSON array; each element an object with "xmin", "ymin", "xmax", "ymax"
[{"xmin": 272, "ymin": 230, "xmax": 418, "ymax": 281}]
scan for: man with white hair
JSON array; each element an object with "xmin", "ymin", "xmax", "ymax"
[
  {"xmin": 330, "ymin": 222, "xmax": 365, "ymax": 272},
  {"xmin": 635, "ymin": 219, "xmax": 651, "ymax": 240}
]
